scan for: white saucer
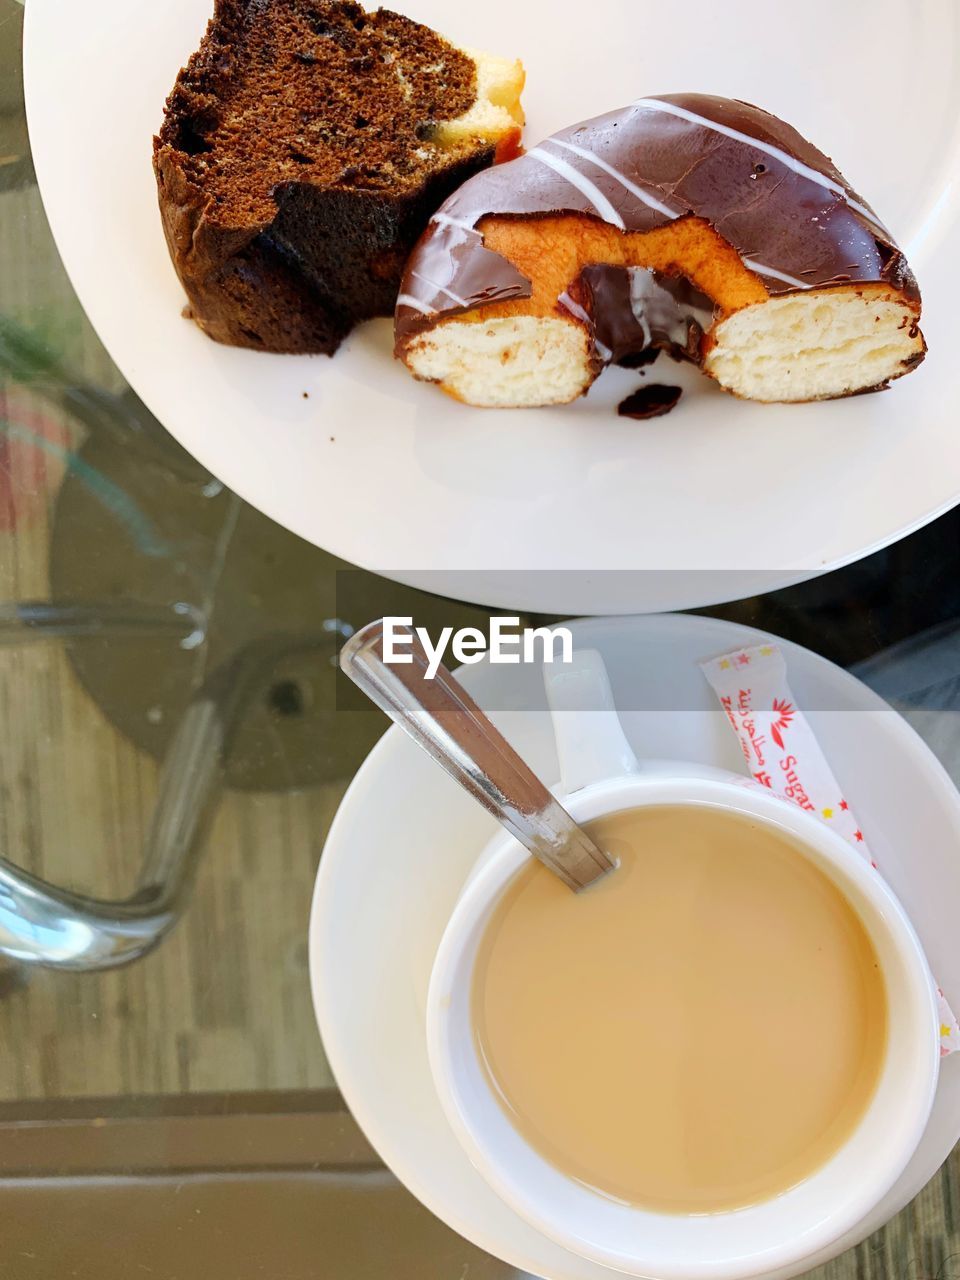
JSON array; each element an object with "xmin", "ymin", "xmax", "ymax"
[
  {"xmin": 310, "ymin": 613, "xmax": 960, "ymax": 1280},
  {"xmin": 23, "ymin": 0, "xmax": 960, "ymax": 615}
]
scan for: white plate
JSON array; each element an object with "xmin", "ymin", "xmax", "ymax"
[
  {"xmin": 23, "ymin": 0, "xmax": 960, "ymax": 615},
  {"xmin": 310, "ymin": 614, "xmax": 960, "ymax": 1280}
]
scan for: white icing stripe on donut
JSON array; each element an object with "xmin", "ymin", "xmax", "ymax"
[
  {"xmin": 527, "ymin": 147, "xmax": 627, "ymax": 230},
  {"xmin": 632, "ymin": 98, "xmax": 890, "ymax": 236},
  {"xmin": 558, "ymin": 291, "xmax": 592, "ymax": 325},
  {"xmin": 743, "ymin": 259, "xmax": 815, "ymax": 290},
  {"xmin": 411, "ymin": 271, "xmax": 470, "ymax": 308},
  {"xmin": 431, "ymin": 212, "xmax": 479, "ymax": 234},
  {"xmin": 396, "ymin": 293, "xmax": 437, "ymax": 315},
  {"xmin": 558, "ymin": 291, "xmax": 613, "ymax": 360},
  {"xmin": 548, "ymin": 137, "xmax": 679, "ymax": 220}
]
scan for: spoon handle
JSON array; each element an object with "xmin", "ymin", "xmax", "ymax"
[{"xmin": 340, "ymin": 621, "xmax": 615, "ymax": 891}]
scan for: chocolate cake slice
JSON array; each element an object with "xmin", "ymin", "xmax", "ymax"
[
  {"xmin": 395, "ymin": 95, "xmax": 924, "ymax": 406},
  {"xmin": 154, "ymin": 0, "xmax": 524, "ymax": 354}
]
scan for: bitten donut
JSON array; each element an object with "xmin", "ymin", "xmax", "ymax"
[{"xmin": 394, "ymin": 94, "xmax": 925, "ymax": 407}]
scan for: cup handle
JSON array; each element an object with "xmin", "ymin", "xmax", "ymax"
[{"xmin": 543, "ymin": 650, "xmax": 640, "ymax": 794}]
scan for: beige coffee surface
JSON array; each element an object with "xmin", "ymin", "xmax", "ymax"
[{"xmin": 473, "ymin": 805, "xmax": 888, "ymax": 1213}]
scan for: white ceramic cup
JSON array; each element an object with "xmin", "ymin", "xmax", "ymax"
[{"xmin": 427, "ymin": 651, "xmax": 941, "ymax": 1280}]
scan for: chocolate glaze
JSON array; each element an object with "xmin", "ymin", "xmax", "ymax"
[
  {"xmin": 395, "ymin": 94, "xmax": 919, "ymax": 360},
  {"xmin": 576, "ymin": 265, "xmax": 716, "ymax": 365},
  {"xmin": 618, "ymin": 348, "xmax": 661, "ymax": 370}
]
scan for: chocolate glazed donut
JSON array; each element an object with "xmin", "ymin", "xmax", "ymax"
[{"xmin": 394, "ymin": 94, "xmax": 925, "ymax": 408}]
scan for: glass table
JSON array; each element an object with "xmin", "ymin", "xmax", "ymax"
[{"xmin": 1, "ymin": 1, "xmax": 958, "ymax": 1273}]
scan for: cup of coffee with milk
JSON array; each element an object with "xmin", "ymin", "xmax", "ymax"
[{"xmin": 427, "ymin": 651, "xmax": 940, "ymax": 1280}]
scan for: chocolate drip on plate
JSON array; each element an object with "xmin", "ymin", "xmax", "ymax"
[{"xmin": 618, "ymin": 385, "xmax": 683, "ymax": 420}]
